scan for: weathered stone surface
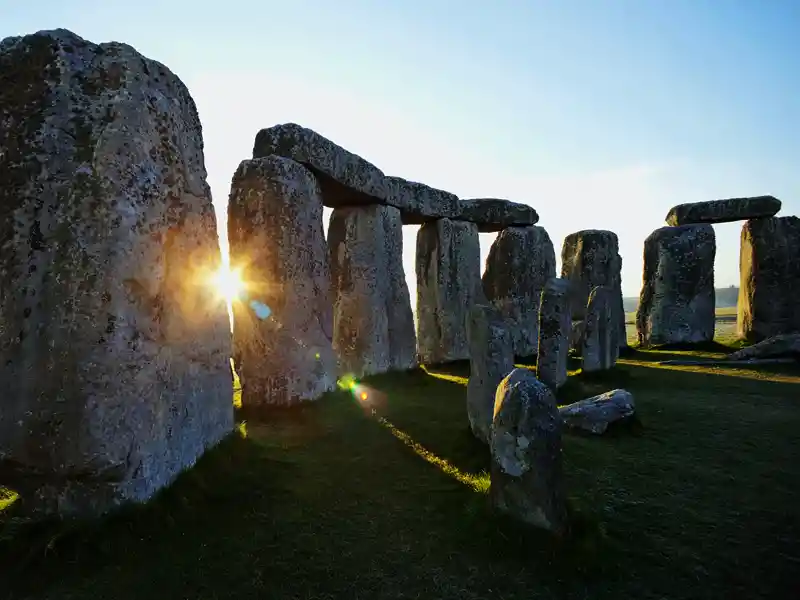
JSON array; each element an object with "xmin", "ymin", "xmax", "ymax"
[
  {"xmin": 666, "ymin": 196, "xmax": 781, "ymax": 226},
  {"xmin": 385, "ymin": 176, "xmax": 459, "ymax": 224},
  {"xmin": 328, "ymin": 204, "xmax": 416, "ymax": 376},
  {"xmin": 0, "ymin": 30, "xmax": 233, "ymax": 516},
  {"xmin": 456, "ymin": 198, "xmax": 539, "ymax": 233},
  {"xmin": 467, "ymin": 304, "xmax": 514, "ymax": 443},
  {"xmin": 490, "ymin": 368, "xmax": 568, "ymax": 534},
  {"xmin": 560, "ymin": 230, "xmax": 626, "ymax": 349},
  {"xmin": 570, "ymin": 320, "xmax": 585, "ymax": 352},
  {"xmin": 738, "ymin": 217, "xmax": 800, "ymax": 342},
  {"xmin": 482, "ymin": 226, "xmax": 556, "ymax": 357},
  {"xmin": 537, "ymin": 278, "xmax": 572, "ymax": 390},
  {"xmin": 416, "ymin": 219, "xmax": 485, "ymax": 364},
  {"xmin": 582, "ymin": 286, "xmax": 619, "ymax": 372},
  {"xmin": 228, "ymin": 156, "xmax": 338, "ymax": 407},
  {"xmin": 559, "ymin": 389, "xmax": 635, "ymax": 435},
  {"xmin": 727, "ymin": 334, "xmax": 800, "ymax": 361},
  {"xmin": 636, "ymin": 225, "xmax": 716, "ymax": 346}
]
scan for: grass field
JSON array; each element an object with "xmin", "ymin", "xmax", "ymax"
[
  {"xmin": 1, "ymin": 346, "xmax": 799, "ymax": 599},
  {"xmin": 625, "ymin": 307, "xmax": 740, "ymax": 344}
]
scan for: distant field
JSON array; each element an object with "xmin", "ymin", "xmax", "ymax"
[{"xmin": 625, "ymin": 307, "xmax": 739, "ymax": 344}]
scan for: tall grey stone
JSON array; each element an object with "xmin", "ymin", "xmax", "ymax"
[
  {"xmin": 0, "ymin": 30, "xmax": 232, "ymax": 516},
  {"xmin": 636, "ymin": 225, "xmax": 716, "ymax": 346},
  {"xmin": 328, "ymin": 204, "xmax": 416, "ymax": 376},
  {"xmin": 490, "ymin": 368, "xmax": 568, "ymax": 534},
  {"xmin": 582, "ymin": 286, "xmax": 619, "ymax": 372},
  {"xmin": 537, "ymin": 278, "xmax": 572, "ymax": 390},
  {"xmin": 738, "ymin": 217, "xmax": 800, "ymax": 342},
  {"xmin": 666, "ymin": 195, "xmax": 781, "ymax": 226},
  {"xmin": 416, "ymin": 219, "xmax": 484, "ymax": 364},
  {"xmin": 482, "ymin": 226, "xmax": 556, "ymax": 357},
  {"xmin": 228, "ymin": 156, "xmax": 338, "ymax": 407},
  {"xmin": 467, "ymin": 304, "xmax": 514, "ymax": 443}
]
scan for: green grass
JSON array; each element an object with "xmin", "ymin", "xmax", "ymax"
[
  {"xmin": 1, "ymin": 351, "xmax": 799, "ymax": 599},
  {"xmin": 625, "ymin": 308, "xmax": 741, "ymax": 345}
]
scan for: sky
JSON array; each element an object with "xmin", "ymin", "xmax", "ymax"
[{"xmin": 3, "ymin": 0, "xmax": 799, "ymax": 299}]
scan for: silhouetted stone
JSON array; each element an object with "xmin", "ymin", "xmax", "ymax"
[
  {"xmin": 636, "ymin": 225, "xmax": 716, "ymax": 346},
  {"xmin": 559, "ymin": 389, "xmax": 635, "ymax": 435},
  {"xmin": 537, "ymin": 278, "xmax": 571, "ymax": 390},
  {"xmin": 467, "ymin": 304, "xmax": 514, "ymax": 443},
  {"xmin": 737, "ymin": 216, "xmax": 800, "ymax": 341},
  {"xmin": 228, "ymin": 156, "xmax": 338, "ymax": 407},
  {"xmin": 491, "ymin": 368, "xmax": 568, "ymax": 534},
  {"xmin": 0, "ymin": 30, "xmax": 232, "ymax": 516},
  {"xmin": 416, "ymin": 219, "xmax": 485, "ymax": 364},
  {"xmin": 482, "ymin": 226, "xmax": 556, "ymax": 357},
  {"xmin": 666, "ymin": 195, "xmax": 781, "ymax": 226},
  {"xmin": 582, "ymin": 286, "xmax": 619, "ymax": 372},
  {"xmin": 456, "ymin": 198, "xmax": 539, "ymax": 233},
  {"xmin": 328, "ymin": 204, "xmax": 416, "ymax": 376},
  {"xmin": 727, "ymin": 334, "xmax": 800, "ymax": 361}
]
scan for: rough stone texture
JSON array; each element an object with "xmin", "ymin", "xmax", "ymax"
[
  {"xmin": 737, "ymin": 217, "xmax": 800, "ymax": 342},
  {"xmin": 636, "ymin": 225, "xmax": 716, "ymax": 346},
  {"xmin": 455, "ymin": 198, "xmax": 539, "ymax": 233},
  {"xmin": 328, "ymin": 204, "xmax": 416, "ymax": 376},
  {"xmin": 385, "ymin": 176, "xmax": 459, "ymax": 224},
  {"xmin": 727, "ymin": 334, "xmax": 800, "ymax": 361},
  {"xmin": 228, "ymin": 156, "xmax": 338, "ymax": 407},
  {"xmin": 490, "ymin": 368, "xmax": 568, "ymax": 534},
  {"xmin": 416, "ymin": 219, "xmax": 485, "ymax": 364},
  {"xmin": 570, "ymin": 320, "xmax": 585, "ymax": 352},
  {"xmin": 559, "ymin": 389, "xmax": 635, "ymax": 435},
  {"xmin": 0, "ymin": 30, "xmax": 233, "ymax": 516},
  {"xmin": 537, "ymin": 278, "xmax": 572, "ymax": 390},
  {"xmin": 466, "ymin": 304, "xmax": 514, "ymax": 444},
  {"xmin": 666, "ymin": 195, "xmax": 781, "ymax": 226},
  {"xmin": 482, "ymin": 226, "xmax": 556, "ymax": 357},
  {"xmin": 560, "ymin": 230, "xmax": 627, "ymax": 349},
  {"xmin": 582, "ymin": 286, "xmax": 619, "ymax": 372}
]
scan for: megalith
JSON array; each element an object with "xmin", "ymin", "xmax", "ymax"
[
  {"xmin": 467, "ymin": 304, "xmax": 514, "ymax": 443},
  {"xmin": 416, "ymin": 219, "xmax": 484, "ymax": 364},
  {"xmin": 482, "ymin": 226, "xmax": 556, "ymax": 357},
  {"xmin": 228, "ymin": 156, "xmax": 338, "ymax": 407},
  {"xmin": 582, "ymin": 286, "xmax": 619, "ymax": 372},
  {"xmin": 328, "ymin": 204, "xmax": 416, "ymax": 376},
  {"xmin": 490, "ymin": 368, "xmax": 568, "ymax": 534},
  {"xmin": 559, "ymin": 389, "xmax": 636, "ymax": 435},
  {"xmin": 0, "ymin": 30, "xmax": 233, "ymax": 516},
  {"xmin": 636, "ymin": 224, "xmax": 716, "ymax": 346},
  {"xmin": 738, "ymin": 216, "xmax": 800, "ymax": 341},
  {"xmin": 666, "ymin": 195, "xmax": 781, "ymax": 226},
  {"xmin": 537, "ymin": 278, "xmax": 572, "ymax": 390}
]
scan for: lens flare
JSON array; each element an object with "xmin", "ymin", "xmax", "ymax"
[
  {"xmin": 360, "ymin": 391, "xmax": 368, "ymax": 401},
  {"xmin": 210, "ymin": 266, "xmax": 245, "ymax": 303}
]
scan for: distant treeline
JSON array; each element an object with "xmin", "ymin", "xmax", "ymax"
[{"xmin": 623, "ymin": 286, "xmax": 739, "ymax": 313}]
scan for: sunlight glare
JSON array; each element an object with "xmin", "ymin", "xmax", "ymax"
[{"xmin": 211, "ymin": 266, "xmax": 245, "ymax": 303}]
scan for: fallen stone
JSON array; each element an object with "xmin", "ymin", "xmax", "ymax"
[
  {"xmin": 727, "ymin": 334, "xmax": 800, "ymax": 361},
  {"xmin": 482, "ymin": 226, "xmax": 556, "ymax": 357},
  {"xmin": 467, "ymin": 304, "xmax": 514, "ymax": 443},
  {"xmin": 559, "ymin": 389, "xmax": 635, "ymax": 435},
  {"xmin": 416, "ymin": 219, "xmax": 485, "ymax": 364},
  {"xmin": 582, "ymin": 286, "xmax": 619, "ymax": 372},
  {"xmin": 455, "ymin": 198, "xmax": 539, "ymax": 233},
  {"xmin": 659, "ymin": 358, "xmax": 796, "ymax": 366},
  {"xmin": 666, "ymin": 195, "xmax": 781, "ymax": 226},
  {"xmin": 228, "ymin": 156, "xmax": 338, "ymax": 407},
  {"xmin": 537, "ymin": 278, "xmax": 572, "ymax": 390},
  {"xmin": 490, "ymin": 368, "xmax": 568, "ymax": 534},
  {"xmin": 636, "ymin": 225, "xmax": 716, "ymax": 346},
  {"xmin": 385, "ymin": 176, "xmax": 459, "ymax": 223},
  {"xmin": 0, "ymin": 29, "xmax": 233, "ymax": 516},
  {"xmin": 737, "ymin": 217, "xmax": 800, "ymax": 341},
  {"xmin": 328, "ymin": 204, "xmax": 416, "ymax": 376}
]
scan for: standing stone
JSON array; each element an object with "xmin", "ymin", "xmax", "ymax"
[
  {"xmin": 666, "ymin": 195, "xmax": 781, "ymax": 226},
  {"xmin": 416, "ymin": 219, "xmax": 484, "ymax": 364},
  {"xmin": 490, "ymin": 368, "xmax": 568, "ymax": 534},
  {"xmin": 582, "ymin": 286, "xmax": 619, "ymax": 372},
  {"xmin": 328, "ymin": 204, "xmax": 416, "ymax": 376},
  {"xmin": 0, "ymin": 30, "xmax": 232, "ymax": 516},
  {"xmin": 228, "ymin": 156, "xmax": 338, "ymax": 407},
  {"xmin": 636, "ymin": 225, "xmax": 716, "ymax": 346},
  {"xmin": 467, "ymin": 304, "xmax": 514, "ymax": 444},
  {"xmin": 537, "ymin": 278, "xmax": 572, "ymax": 390},
  {"xmin": 738, "ymin": 216, "xmax": 800, "ymax": 341},
  {"xmin": 482, "ymin": 226, "xmax": 556, "ymax": 357}
]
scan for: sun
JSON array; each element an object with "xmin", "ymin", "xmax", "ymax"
[{"xmin": 211, "ymin": 266, "xmax": 245, "ymax": 303}]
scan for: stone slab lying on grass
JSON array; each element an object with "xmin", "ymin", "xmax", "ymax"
[
  {"xmin": 559, "ymin": 389, "xmax": 635, "ymax": 435},
  {"xmin": 726, "ymin": 334, "xmax": 800, "ymax": 361},
  {"xmin": 666, "ymin": 195, "xmax": 781, "ymax": 226}
]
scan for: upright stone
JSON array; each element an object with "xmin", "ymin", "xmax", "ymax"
[
  {"xmin": 666, "ymin": 195, "xmax": 781, "ymax": 226},
  {"xmin": 467, "ymin": 304, "xmax": 514, "ymax": 443},
  {"xmin": 582, "ymin": 286, "xmax": 619, "ymax": 372},
  {"xmin": 537, "ymin": 278, "xmax": 572, "ymax": 390},
  {"xmin": 328, "ymin": 205, "xmax": 416, "ymax": 376},
  {"xmin": 482, "ymin": 226, "xmax": 556, "ymax": 357},
  {"xmin": 490, "ymin": 368, "xmax": 568, "ymax": 534},
  {"xmin": 416, "ymin": 219, "xmax": 484, "ymax": 364},
  {"xmin": 228, "ymin": 156, "xmax": 338, "ymax": 407},
  {"xmin": 636, "ymin": 225, "xmax": 716, "ymax": 346},
  {"xmin": 738, "ymin": 216, "xmax": 800, "ymax": 341},
  {"xmin": 0, "ymin": 30, "xmax": 232, "ymax": 516}
]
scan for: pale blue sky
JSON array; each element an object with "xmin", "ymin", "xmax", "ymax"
[{"xmin": 4, "ymin": 0, "xmax": 799, "ymax": 298}]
